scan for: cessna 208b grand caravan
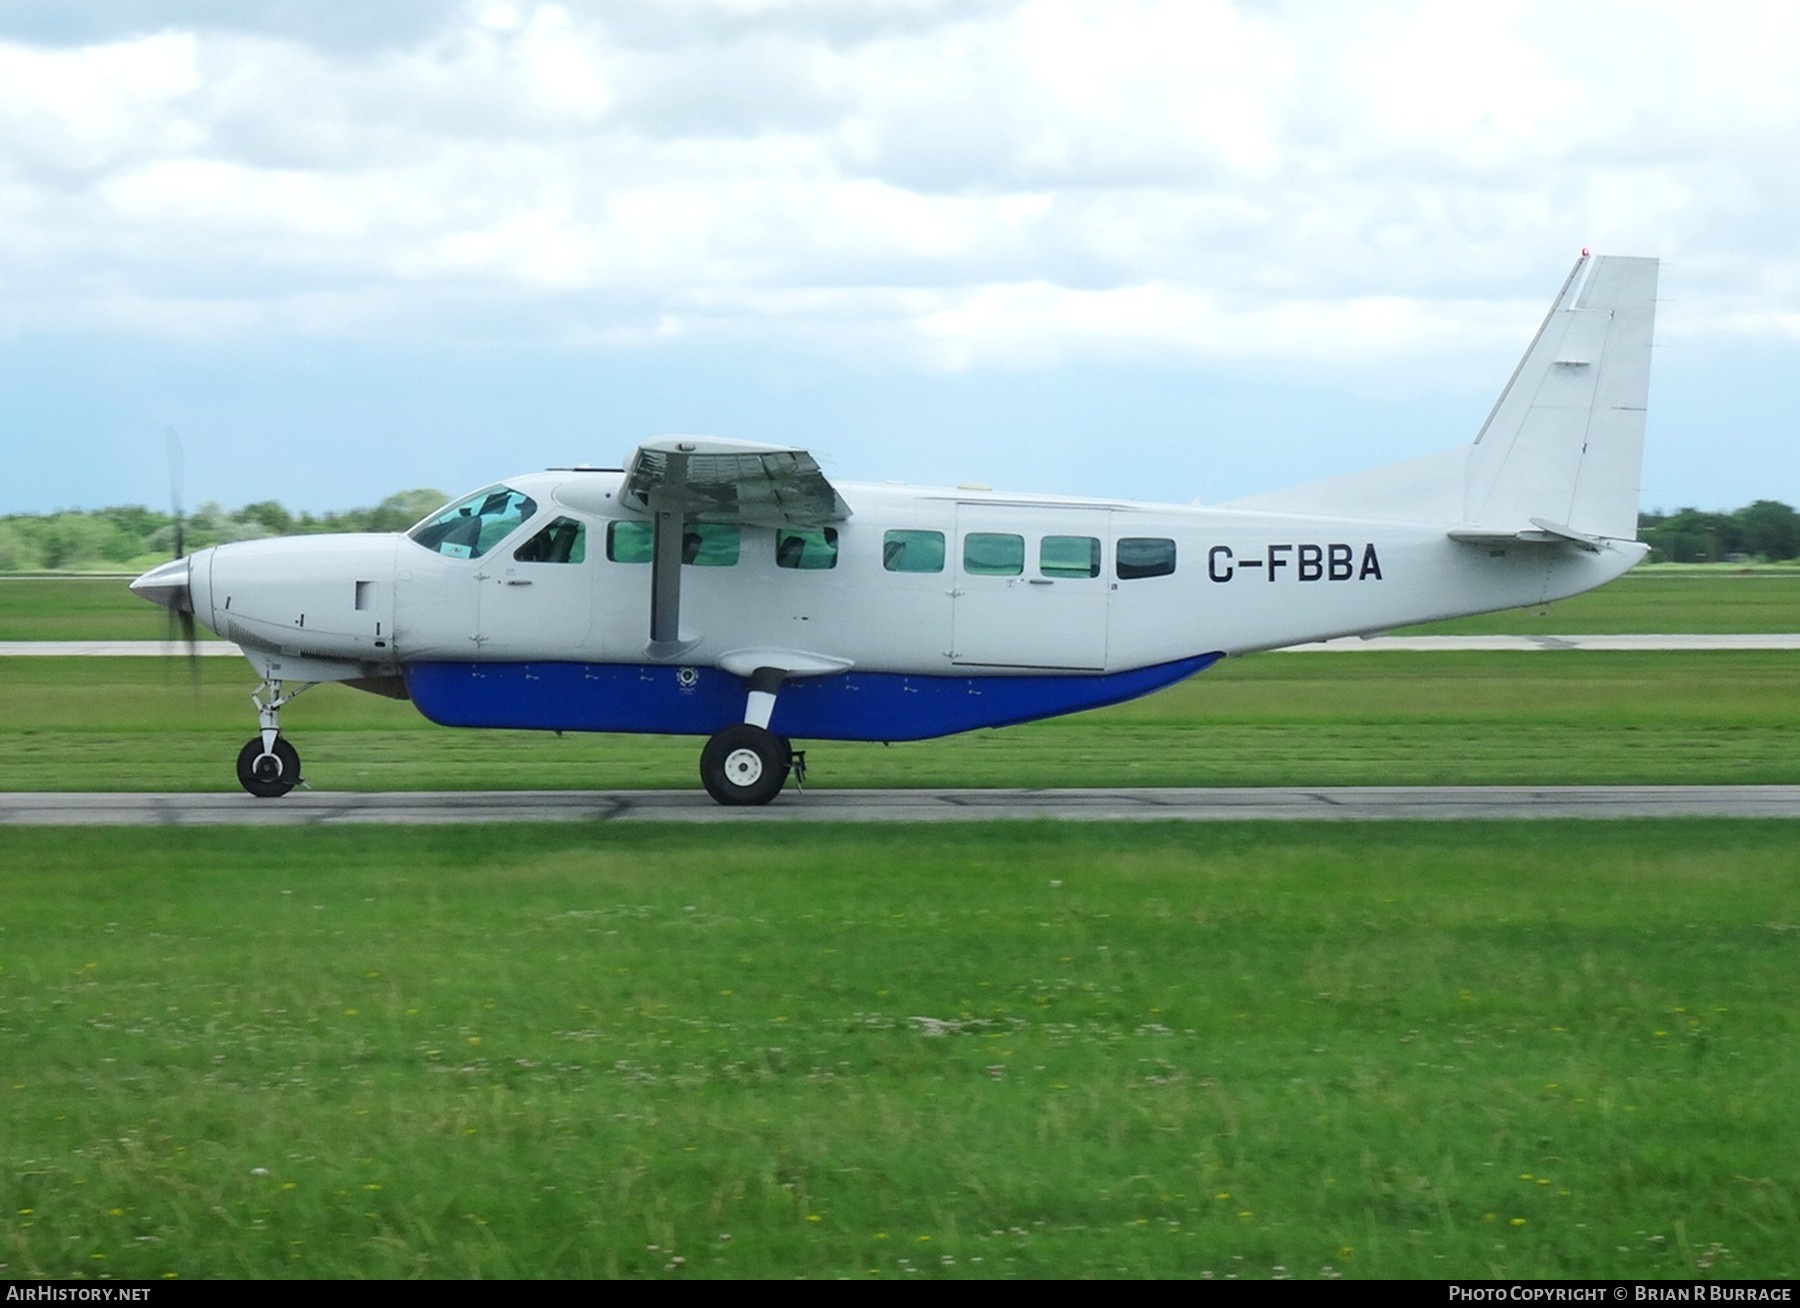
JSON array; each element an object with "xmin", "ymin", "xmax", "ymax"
[{"xmin": 132, "ymin": 253, "xmax": 1657, "ymax": 805}]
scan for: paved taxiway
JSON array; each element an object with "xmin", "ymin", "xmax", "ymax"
[{"xmin": 4, "ymin": 786, "xmax": 1797, "ymax": 825}]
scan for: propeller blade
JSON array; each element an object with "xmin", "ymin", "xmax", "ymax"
[
  {"xmin": 177, "ymin": 604, "xmax": 200, "ymax": 693},
  {"xmin": 159, "ymin": 428, "xmax": 198, "ymax": 691},
  {"xmin": 166, "ymin": 425, "xmax": 186, "ymax": 560}
]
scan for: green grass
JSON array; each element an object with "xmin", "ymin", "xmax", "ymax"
[
  {"xmin": 0, "ymin": 577, "xmax": 169, "ymax": 642},
  {"xmin": 3, "ymin": 650, "xmax": 1795, "ymax": 792},
  {"xmin": 1400, "ymin": 569, "xmax": 1800, "ymax": 635},
  {"xmin": 4, "ymin": 568, "xmax": 1800, "ymax": 641},
  {"xmin": 5, "ymin": 575, "xmax": 1795, "ymax": 1280},
  {"xmin": 1, "ymin": 821, "xmax": 1793, "ymax": 1279}
]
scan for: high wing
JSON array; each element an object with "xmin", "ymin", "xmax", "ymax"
[
  {"xmin": 621, "ymin": 436, "xmax": 852, "ymax": 528},
  {"xmin": 618, "ymin": 437, "xmax": 852, "ymax": 658}
]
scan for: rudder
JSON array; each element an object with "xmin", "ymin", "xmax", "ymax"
[{"xmin": 1462, "ymin": 253, "xmax": 1659, "ymax": 540}]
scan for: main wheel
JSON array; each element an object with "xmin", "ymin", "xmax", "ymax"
[
  {"xmin": 700, "ymin": 725, "xmax": 788, "ymax": 806},
  {"xmin": 236, "ymin": 736, "xmax": 301, "ymax": 798}
]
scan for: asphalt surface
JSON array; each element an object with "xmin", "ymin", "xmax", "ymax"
[{"xmin": 3, "ymin": 785, "xmax": 1797, "ymax": 825}]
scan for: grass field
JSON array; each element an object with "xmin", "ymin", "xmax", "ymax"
[
  {"xmin": 3, "ymin": 571, "xmax": 1795, "ymax": 1282},
  {"xmin": 1, "ymin": 649, "xmax": 1796, "ymax": 792},
  {"xmin": 3, "ymin": 568, "xmax": 1800, "ymax": 642},
  {"xmin": 1395, "ymin": 568, "xmax": 1800, "ymax": 635},
  {"xmin": 0, "ymin": 577, "xmax": 173, "ymax": 642},
  {"xmin": 2, "ymin": 820, "xmax": 1794, "ymax": 1280}
]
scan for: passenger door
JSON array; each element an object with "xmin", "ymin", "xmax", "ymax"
[{"xmin": 950, "ymin": 505, "xmax": 1109, "ymax": 670}]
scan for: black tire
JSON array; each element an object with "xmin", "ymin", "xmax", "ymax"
[
  {"xmin": 236, "ymin": 736, "xmax": 301, "ymax": 798},
  {"xmin": 699, "ymin": 725, "xmax": 788, "ymax": 806}
]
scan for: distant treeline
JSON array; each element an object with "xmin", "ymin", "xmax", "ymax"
[
  {"xmin": 0, "ymin": 491, "xmax": 447, "ymax": 572},
  {"xmin": 1639, "ymin": 501, "xmax": 1799, "ymax": 564},
  {"xmin": 1, "ymin": 493, "xmax": 1795, "ymax": 571}
]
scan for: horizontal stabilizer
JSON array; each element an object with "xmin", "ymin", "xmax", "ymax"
[{"xmin": 1447, "ymin": 517, "xmax": 1605, "ymax": 553}]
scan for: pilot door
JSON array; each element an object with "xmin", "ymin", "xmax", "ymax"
[
  {"xmin": 950, "ymin": 505, "xmax": 1109, "ymax": 670},
  {"xmin": 475, "ymin": 514, "xmax": 594, "ymax": 657}
]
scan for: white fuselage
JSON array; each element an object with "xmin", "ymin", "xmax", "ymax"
[{"xmin": 175, "ymin": 470, "xmax": 1644, "ymax": 692}]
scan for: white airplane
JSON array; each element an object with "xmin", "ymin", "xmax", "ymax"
[{"xmin": 132, "ymin": 252, "xmax": 1658, "ymax": 805}]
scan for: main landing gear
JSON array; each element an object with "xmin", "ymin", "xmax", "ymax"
[
  {"xmin": 235, "ymin": 677, "xmax": 313, "ymax": 798},
  {"xmin": 697, "ymin": 667, "xmax": 806, "ymax": 806},
  {"xmin": 700, "ymin": 724, "xmax": 806, "ymax": 806}
]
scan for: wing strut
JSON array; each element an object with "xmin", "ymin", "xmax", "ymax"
[
  {"xmin": 646, "ymin": 450, "xmax": 698, "ymax": 660},
  {"xmin": 623, "ymin": 436, "xmax": 852, "ymax": 661}
]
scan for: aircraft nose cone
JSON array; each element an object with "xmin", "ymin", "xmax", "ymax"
[{"xmin": 130, "ymin": 556, "xmax": 194, "ymax": 614}]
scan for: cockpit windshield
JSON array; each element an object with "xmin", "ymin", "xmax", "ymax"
[{"xmin": 407, "ymin": 486, "xmax": 538, "ymax": 560}]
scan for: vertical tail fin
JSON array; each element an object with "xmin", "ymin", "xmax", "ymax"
[{"xmin": 1463, "ymin": 253, "xmax": 1659, "ymax": 540}]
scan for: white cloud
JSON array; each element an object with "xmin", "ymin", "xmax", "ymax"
[
  {"xmin": 2, "ymin": 0, "xmax": 1799, "ymax": 374},
  {"xmin": 0, "ymin": 30, "xmax": 201, "ymax": 175}
]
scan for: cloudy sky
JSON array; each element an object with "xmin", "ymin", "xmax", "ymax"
[{"xmin": 2, "ymin": 0, "xmax": 1796, "ymax": 517}]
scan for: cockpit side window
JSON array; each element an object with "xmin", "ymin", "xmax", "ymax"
[
  {"xmin": 408, "ymin": 487, "xmax": 538, "ymax": 560},
  {"xmin": 514, "ymin": 516, "xmax": 586, "ymax": 564}
]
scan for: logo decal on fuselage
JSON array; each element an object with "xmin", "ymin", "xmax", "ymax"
[{"xmin": 1205, "ymin": 543, "xmax": 1384, "ymax": 583}]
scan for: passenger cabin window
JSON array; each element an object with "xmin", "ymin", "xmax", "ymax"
[
  {"xmin": 408, "ymin": 487, "xmax": 538, "ymax": 560},
  {"xmin": 1117, "ymin": 536, "xmax": 1177, "ymax": 580},
  {"xmin": 776, "ymin": 527, "xmax": 838, "ymax": 570},
  {"xmin": 964, "ymin": 532, "xmax": 1024, "ymax": 576},
  {"xmin": 683, "ymin": 523, "xmax": 739, "ymax": 567},
  {"xmin": 514, "ymin": 517, "xmax": 585, "ymax": 564},
  {"xmin": 606, "ymin": 520, "xmax": 652, "ymax": 564},
  {"xmin": 883, "ymin": 529, "xmax": 945, "ymax": 573},
  {"xmin": 1041, "ymin": 535, "xmax": 1101, "ymax": 579},
  {"xmin": 604, "ymin": 519, "xmax": 740, "ymax": 566}
]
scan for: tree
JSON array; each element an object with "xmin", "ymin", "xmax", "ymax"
[
  {"xmin": 1735, "ymin": 500, "xmax": 1800, "ymax": 561},
  {"xmin": 35, "ymin": 513, "xmax": 134, "ymax": 570},
  {"xmin": 0, "ymin": 521, "xmax": 32, "ymax": 571},
  {"xmin": 1642, "ymin": 507, "xmax": 1739, "ymax": 562},
  {"xmin": 366, "ymin": 489, "xmax": 450, "ymax": 533},
  {"xmin": 240, "ymin": 500, "xmax": 294, "ymax": 536}
]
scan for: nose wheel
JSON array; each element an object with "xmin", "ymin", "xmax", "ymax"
[
  {"xmin": 236, "ymin": 675, "xmax": 313, "ymax": 797},
  {"xmin": 236, "ymin": 736, "xmax": 302, "ymax": 798}
]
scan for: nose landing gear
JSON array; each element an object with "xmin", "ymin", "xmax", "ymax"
[
  {"xmin": 236, "ymin": 677, "xmax": 313, "ymax": 798},
  {"xmin": 236, "ymin": 735, "xmax": 302, "ymax": 797}
]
